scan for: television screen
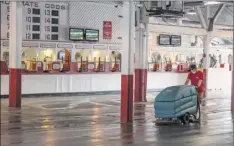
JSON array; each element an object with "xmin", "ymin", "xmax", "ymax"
[
  {"xmin": 159, "ymin": 34, "xmax": 170, "ymax": 45},
  {"xmin": 69, "ymin": 28, "xmax": 84, "ymax": 41},
  {"xmin": 85, "ymin": 29, "xmax": 99, "ymax": 41},
  {"xmin": 171, "ymin": 35, "xmax": 181, "ymax": 45}
]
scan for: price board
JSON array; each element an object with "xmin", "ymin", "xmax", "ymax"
[{"xmin": 0, "ymin": 1, "xmax": 69, "ymax": 41}]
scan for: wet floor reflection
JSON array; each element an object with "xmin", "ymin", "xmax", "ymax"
[
  {"xmin": 120, "ymin": 123, "xmax": 134, "ymax": 145},
  {"xmin": 90, "ymin": 106, "xmax": 104, "ymax": 145},
  {"xmin": 7, "ymin": 108, "xmax": 22, "ymax": 145},
  {"xmin": 41, "ymin": 115, "xmax": 54, "ymax": 146},
  {"xmin": 1, "ymin": 93, "xmax": 233, "ymax": 146}
]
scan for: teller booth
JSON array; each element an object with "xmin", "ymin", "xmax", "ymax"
[
  {"xmin": 163, "ymin": 52, "xmax": 173, "ymax": 72},
  {"xmin": 109, "ymin": 51, "xmax": 121, "ymax": 72},
  {"xmin": 175, "ymin": 53, "xmax": 189, "ymax": 72},
  {"xmin": 150, "ymin": 52, "xmax": 162, "ymax": 72},
  {"xmin": 228, "ymin": 54, "xmax": 233, "ymax": 71},
  {"xmin": 1, "ymin": 48, "xmax": 9, "ymax": 73},
  {"xmin": 75, "ymin": 49, "xmax": 89, "ymax": 72},
  {"xmin": 218, "ymin": 54, "xmax": 225, "ymax": 68},
  {"xmin": 92, "ymin": 49, "xmax": 107, "ymax": 72},
  {"xmin": 57, "ymin": 49, "xmax": 71, "ymax": 72},
  {"xmin": 22, "ymin": 48, "xmax": 37, "ymax": 72},
  {"xmin": 39, "ymin": 48, "xmax": 55, "ymax": 72}
]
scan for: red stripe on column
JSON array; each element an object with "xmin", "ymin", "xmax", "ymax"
[
  {"xmin": 134, "ymin": 69, "xmax": 147, "ymax": 102},
  {"xmin": 203, "ymin": 69, "xmax": 207, "ymax": 97},
  {"xmin": 121, "ymin": 74, "xmax": 134, "ymax": 123},
  {"xmin": 231, "ymin": 70, "xmax": 234, "ymax": 112},
  {"xmin": 9, "ymin": 68, "xmax": 22, "ymax": 108}
]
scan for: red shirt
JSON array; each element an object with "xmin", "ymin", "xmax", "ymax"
[{"xmin": 187, "ymin": 71, "xmax": 205, "ymax": 92}]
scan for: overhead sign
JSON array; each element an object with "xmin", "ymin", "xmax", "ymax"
[
  {"xmin": 109, "ymin": 45, "xmax": 120, "ymax": 50},
  {"xmin": 40, "ymin": 43, "xmax": 56, "ymax": 48},
  {"xmin": 57, "ymin": 43, "xmax": 73, "ymax": 48},
  {"xmin": 75, "ymin": 44, "xmax": 91, "ymax": 49},
  {"xmin": 93, "ymin": 45, "xmax": 107, "ymax": 50},
  {"xmin": 22, "ymin": 42, "xmax": 39, "ymax": 47},
  {"xmin": 103, "ymin": 21, "xmax": 112, "ymax": 39}
]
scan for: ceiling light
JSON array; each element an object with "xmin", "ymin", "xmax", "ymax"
[
  {"xmin": 204, "ymin": 1, "xmax": 221, "ymax": 5},
  {"xmin": 187, "ymin": 10, "xmax": 196, "ymax": 15},
  {"xmin": 187, "ymin": 11, "xmax": 196, "ymax": 15}
]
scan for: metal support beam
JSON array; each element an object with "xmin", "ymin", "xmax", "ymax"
[
  {"xmin": 213, "ymin": 4, "xmax": 226, "ymax": 24},
  {"xmin": 231, "ymin": 7, "xmax": 234, "ymax": 112},
  {"xmin": 195, "ymin": 6, "xmax": 207, "ymax": 29},
  {"xmin": 120, "ymin": 1, "xmax": 135, "ymax": 123},
  {"xmin": 148, "ymin": 24, "xmax": 233, "ymax": 38}
]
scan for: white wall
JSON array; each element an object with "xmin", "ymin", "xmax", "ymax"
[
  {"xmin": 1, "ymin": 70, "xmax": 231, "ymax": 95},
  {"xmin": 69, "ymin": 2, "xmax": 121, "ymax": 44},
  {"xmin": 207, "ymin": 68, "xmax": 232, "ymax": 90}
]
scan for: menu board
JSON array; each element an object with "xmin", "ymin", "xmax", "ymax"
[
  {"xmin": 0, "ymin": 1, "xmax": 68, "ymax": 41},
  {"xmin": 85, "ymin": 29, "xmax": 99, "ymax": 41}
]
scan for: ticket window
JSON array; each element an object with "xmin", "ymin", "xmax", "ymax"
[
  {"xmin": 75, "ymin": 50, "xmax": 89, "ymax": 72},
  {"xmin": 228, "ymin": 54, "xmax": 233, "ymax": 71},
  {"xmin": 209, "ymin": 54, "xmax": 217, "ymax": 68},
  {"xmin": 2, "ymin": 50, "xmax": 9, "ymax": 72},
  {"xmin": 92, "ymin": 50, "xmax": 106, "ymax": 72},
  {"xmin": 109, "ymin": 51, "xmax": 121, "ymax": 72},
  {"xmin": 175, "ymin": 54, "xmax": 185, "ymax": 72},
  {"xmin": 40, "ymin": 49, "xmax": 55, "ymax": 72},
  {"xmin": 176, "ymin": 54, "xmax": 186, "ymax": 63},
  {"xmin": 186, "ymin": 56, "xmax": 196, "ymax": 65},
  {"xmin": 57, "ymin": 49, "xmax": 71, "ymax": 72},
  {"xmin": 218, "ymin": 54, "xmax": 226, "ymax": 68},
  {"xmin": 22, "ymin": 48, "xmax": 37, "ymax": 72},
  {"xmin": 228, "ymin": 54, "xmax": 233, "ymax": 65},
  {"xmin": 163, "ymin": 56, "xmax": 173, "ymax": 72},
  {"xmin": 151, "ymin": 52, "xmax": 161, "ymax": 71}
]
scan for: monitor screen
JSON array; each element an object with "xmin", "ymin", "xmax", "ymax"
[
  {"xmin": 85, "ymin": 29, "xmax": 99, "ymax": 41},
  {"xmin": 69, "ymin": 28, "xmax": 84, "ymax": 41},
  {"xmin": 171, "ymin": 35, "xmax": 181, "ymax": 45},
  {"xmin": 159, "ymin": 34, "xmax": 170, "ymax": 45}
]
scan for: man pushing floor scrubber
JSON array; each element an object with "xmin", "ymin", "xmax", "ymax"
[
  {"xmin": 154, "ymin": 64, "xmax": 202, "ymax": 125},
  {"xmin": 184, "ymin": 64, "xmax": 205, "ymax": 106}
]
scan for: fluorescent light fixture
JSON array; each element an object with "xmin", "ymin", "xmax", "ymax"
[
  {"xmin": 187, "ymin": 10, "xmax": 196, "ymax": 15},
  {"xmin": 204, "ymin": 1, "xmax": 221, "ymax": 5},
  {"xmin": 187, "ymin": 11, "xmax": 196, "ymax": 15}
]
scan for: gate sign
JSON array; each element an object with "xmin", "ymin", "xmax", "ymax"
[{"xmin": 103, "ymin": 21, "xmax": 112, "ymax": 39}]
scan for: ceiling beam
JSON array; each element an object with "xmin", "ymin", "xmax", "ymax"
[
  {"xmin": 148, "ymin": 24, "xmax": 206, "ymax": 36},
  {"xmin": 147, "ymin": 24, "xmax": 233, "ymax": 38},
  {"xmin": 195, "ymin": 6, "xmax": 207, "ymax": 29},
  {"xmin": 213, "ymin": 4, "xmax": 226, "ymax": 24}
]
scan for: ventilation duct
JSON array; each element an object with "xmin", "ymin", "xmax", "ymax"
[
  {"xmin": 191, "ymin": 36, "xmax": 198, "ymax": 46},
  {"xmin": 184, "ymin": 1, "xmax": 204, "ymax": 7},
  {"xmin": 147, "ymin": 1, "xmax": 184, "ymax": 18}
]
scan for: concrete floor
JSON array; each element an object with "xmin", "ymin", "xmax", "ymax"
[{"xmin": 1, "ymin": 91, "xmax": 233, "ymax": 146}]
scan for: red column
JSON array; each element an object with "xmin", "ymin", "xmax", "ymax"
[
  {"xmin": 231, "ymin": 71, "xmax": 234, "ymax": 111},
  {"xmin": 135, "ymin": 69, "xmax": 147, "ymax": 102},
  {"xmin": 134, "ymin": 4, "xmax": 148, "ymax": 102},
  {"xmin": 231, "ymin": 18, "xmax": 234, "ymax": 112},
  {"xmin": 9, "ymin": 2, "xmax": 22, "ymax": 107},
  {"xmin": 120, "ymin": 2, "xmax": 135, "ymax": 122},
  {"xmin": 9, "ymin": 69, "xmax": 22, "ymax": 107},
  {"xmin": 121, "ymin": 75, "xmax": 134, "ymax": 122}
]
